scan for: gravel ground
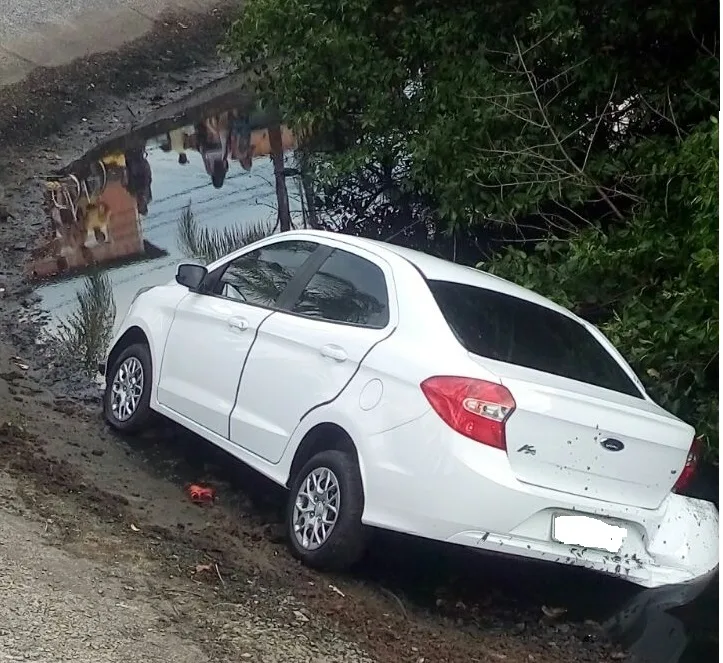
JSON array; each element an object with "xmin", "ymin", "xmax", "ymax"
[
  {"xmin": 0, "ymin": 504, "xmax": 212, "ymax": 663},
  {"xmin": 0, "ymin": 1, "xmax": 241, "ymax": 145},
  {"xmin": 0, "ymin": 0, "xmax": 201, "ymax": 37},
  {"xmin": 0, "ymin": 461, "xmax": 372, "ymax": 663}
]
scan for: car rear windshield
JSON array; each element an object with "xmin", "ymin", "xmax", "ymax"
[{"xmin": 428, "ymin": 280, "xmax": 642, "ymax": 398}]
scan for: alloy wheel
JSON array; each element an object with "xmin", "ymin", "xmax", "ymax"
[
  {"xmin": 110, "ymin": 356, "xmax": 144, "ymax": 422},
  {"xmin": 292, "ymin": 466, "xmax": 341, "ymax": 550}
]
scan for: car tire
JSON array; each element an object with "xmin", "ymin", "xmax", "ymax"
[
  {"xmin": 103, "ymin": 342, "xmax": 153, "ymax": 434},
  {"xmin": 286, "ymin": 449, "xmax": 368, "ymax": 571}
]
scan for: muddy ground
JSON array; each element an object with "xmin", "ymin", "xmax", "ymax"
[{"xmin": 0, "ymin": 10, "xmax": 700, "ymax": 663}]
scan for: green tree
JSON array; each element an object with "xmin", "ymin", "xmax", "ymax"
[
  {"xmin": 226, "ymin": 0, "xmax": 719, "ymax": 456},
  {"xmin": 227, "ymin": 0, "xmax": 717, "ymax": 226}
]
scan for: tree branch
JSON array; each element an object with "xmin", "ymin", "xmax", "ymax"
[{"xmin": 512, "ymin": 36, "xmax": 625, "ymax": 221}]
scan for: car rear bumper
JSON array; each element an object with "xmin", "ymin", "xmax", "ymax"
[
  {"xmin": 360, "ymin": 410, "xmax": 719, "ymax": 589},
  {"xmin": 445, "ymin": 494, "xmax": 718, "ymax": 588}
]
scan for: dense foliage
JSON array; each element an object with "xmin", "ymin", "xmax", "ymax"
[
  {"xmin": 226, "ymin": 0, "xmax": 719, "ymax": 457},
  {"xmin": 485, "ymin": 120, "xmax": 719, "ymax": 453}
]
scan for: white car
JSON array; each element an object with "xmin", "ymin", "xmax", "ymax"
[{"xmin": 101, "ymin": 229, "xmax": 718, "ymax": 589}]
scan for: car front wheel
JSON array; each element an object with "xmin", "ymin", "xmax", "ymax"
[
  {"xmin": 286, "ymin": 449, "xmax": 368, "ymax": 570},
  {"xmin": 103, "ymin": 342, "xmax": 153, "ymax": 434}
]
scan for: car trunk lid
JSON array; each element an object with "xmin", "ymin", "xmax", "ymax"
[
  {"xmin": 424, "ymin": 278, "xmax": 695, "ymax": 511},
  {"xmin": 469, "ymin": 355, "xmax": 694, "ymax": 509}
]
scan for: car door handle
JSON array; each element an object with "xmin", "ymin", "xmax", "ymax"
[
  {"xmin": 227, "ymin": 316, "xmax": 249, "ymax": 332},
  {"xmin": 320, "ymin": 344, "xmax": 348, "ymax": 362}
]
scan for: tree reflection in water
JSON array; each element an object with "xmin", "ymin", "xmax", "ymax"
[
  {"xmin": 51, "ymin": 272, "xmax": 117, "ymax": 376},
  {"xmin": 176, "ymin": 203, "xmax": 272, "ymax": 264}
]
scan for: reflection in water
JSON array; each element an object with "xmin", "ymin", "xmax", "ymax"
[
  {"xmin": 601, "ymin": 575, "xmax": 718, "ymax": 663},
  {"xmin": 177, "ymin": 203, "xmax": 271, "ymax": 264},
  {"xmin": 27, "ymin": 80, "xmax": 717, "ymax": 663},
  {"xmin": 36, "ymin": 153, "xmax": 162, "ymax": 281},
  {"xmin": 29, "ymin": 105, "xmax": 298, "ymax": 284},
  {"xmin": 32, "ymin": 90, "xmax": 304, "ymax": 336},
  {"xmin": 50, "ymin": 272, "xmax": 116, "ymax": 376},
  {"xmin": 156, "ymin": 112, "xmax": 297, "ymax": 188}
]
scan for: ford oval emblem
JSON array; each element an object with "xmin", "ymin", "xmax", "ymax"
[{"xmin": 601, "ymin": 438, "xmax": 625, "ymax": 452}]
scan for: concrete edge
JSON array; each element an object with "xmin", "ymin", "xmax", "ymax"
[{"xmin": 0, "ymin": 0, "xmax": 227, "ymax": 89}]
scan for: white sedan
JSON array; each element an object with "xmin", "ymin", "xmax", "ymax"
[{"xmin": 101, "ymin": 229, "xmax": 718, "ymax": 588}]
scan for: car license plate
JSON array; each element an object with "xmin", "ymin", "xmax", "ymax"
[{"xmin": 552, "ymin": 515, "xmax": 627, "ymax": 553}]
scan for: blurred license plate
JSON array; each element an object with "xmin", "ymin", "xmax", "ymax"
[{"xmin": 552, "ymin": 515, "xmax": 627, "ymax": 553}]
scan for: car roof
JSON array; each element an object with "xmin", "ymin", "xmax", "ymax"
[{"xmin": 284, "ymin": 229, "xmax": 574, "ymax": 317}]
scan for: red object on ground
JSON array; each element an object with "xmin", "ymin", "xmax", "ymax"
[{"xmin": 188, "ymin": 484, "xmax": 216, "ymax": 503}]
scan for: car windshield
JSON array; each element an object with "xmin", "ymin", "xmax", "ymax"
[{"xmin": 428, "ymin": 279, "xmax": 642, "ymax": 398}]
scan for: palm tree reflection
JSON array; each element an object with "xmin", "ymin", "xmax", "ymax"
[
  {"xmin": 292, "ymin": 263, "xmax": 387, "ymax": 327},
  {"xmin": 177, "ymin": 203, "xmax": 271, "ymax": 264},
  {"xmin": 52, "ymin": 272, "xmax": 117, "ymax": 376}
]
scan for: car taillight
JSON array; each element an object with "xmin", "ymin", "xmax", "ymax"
[
  {"xmin": 673, "ymin": 436, "xmax": 701, "ymax": 493},
  {"xmin": 420, "ymin": 376, "xmax": 516, "ymax": 450}
]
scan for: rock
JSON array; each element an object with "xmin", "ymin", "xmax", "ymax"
[{"xmin": 0, "ymin": 204, "xmax": 15, "ymax": 222}]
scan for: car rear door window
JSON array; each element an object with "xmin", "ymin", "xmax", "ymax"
[
  {"xmin": 290, "ymin": 248, "xmax": 389, "ymax": 328},
  {"xmin": 216, "ymin": 240, "xmax": 318, "ymax": 307},
  {"xmin": 428, "ymin": 279, "xmax": 642, "ymax": 397}
]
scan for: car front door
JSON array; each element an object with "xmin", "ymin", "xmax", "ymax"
[
  {"xmin": 229, "ymin": 244, "xmax": 397, "ymax": 463},
  {"xmin": 156, "ymin": 239, "xmax": 320, "ymax": 437}
]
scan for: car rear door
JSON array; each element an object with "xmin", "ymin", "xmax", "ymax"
[
  {"xmin": 156, "ymin": 239, "xmax": 320, "ymax": 437},
  {"xmin": 229, "ymin": 243, "xmax": 397, "ymax": 463}
]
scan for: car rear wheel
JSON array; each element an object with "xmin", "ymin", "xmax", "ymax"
[
  {"xmin": 103, "ymin": 342, "xmax": 153, "ymax": 434},
  {"xmin": 286, "ymin": 449, "xmax": 368, "ymax": 570}
]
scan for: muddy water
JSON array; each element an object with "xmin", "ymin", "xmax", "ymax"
[
  {"xmin": 32, "ymin": 88, "xmax": 302, "ymax": 332},
  {"xmin": 28, "ymin": 81, "xmax": 718, "ymax": 663},
  {"xmin": 36, "ymin": 141, "xmax": 300, "ymax": 332}
]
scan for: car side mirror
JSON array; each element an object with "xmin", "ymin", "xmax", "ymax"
[{"xmin": 176, "ymin": 263, "xmax": 207, "ymax": 291}]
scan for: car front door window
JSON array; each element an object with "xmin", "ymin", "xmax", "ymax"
[{"xmin": 215, "ymin": 240, "xmax": 319, "ymax": 307}]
